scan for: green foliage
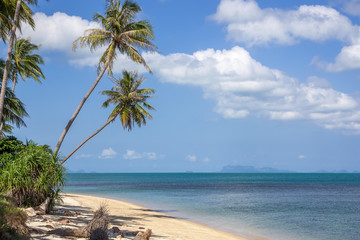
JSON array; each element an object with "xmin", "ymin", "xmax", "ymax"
[
  {"xmin": 0, "ymin": 136, "xmax": 24, "ymax": 155},
  {"xmin": 102, "ymin": 70, "xmax": 155, "ymax": 130},
  {"xmin": 0, "ymin": 138, "xmax": 65, "ymax": 207},
  {"xmin": 0, "ymin": 195, "xmax": 29, "ymax": 240}
]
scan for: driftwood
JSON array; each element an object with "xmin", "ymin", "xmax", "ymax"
[
  {"xmin": 134, "ymin": 229, "xmax": 152, "ymax": 240},
  {"xmin": 48, "ymin": 204, "xmax": 109, "ymax": 238},
  {"xmin": 36, "ymin": 197, "xmax": 51, "ymax": 215}
]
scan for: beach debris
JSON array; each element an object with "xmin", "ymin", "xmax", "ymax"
[
  {"xmin": 45, "ymin": 224, "xmax": 54, "ymax": 229},
  {"xmin": 48, "ymin": 227, "xmax": 76, "ymax": 236},
  {"xmin": 89, "ymin": 227, "xmax": 109, "ymax": 240},
  {"xmin": 110, "ymin": 226, "xmax": 121, "ymax": 234},
  {"xmin": 75, "ymin": 204, "xmax": 110, "ymax": 237},
  {"xmin": 36, "ymin": 197, "xmax": 51, "ymax": 215},
  {"xmin": 108, "ymin": 226, "xmax": 123, "ymax": 238},
  {"xmin": 24, "ymin": 207, "xmax": 37, "ymax": 217},
  {"xmin": 57, "ymin": 218, "xmax": 71, "ymax": 224},
  {"xmin": 64, "ymin": 210, "xmax": 80, "ymax": 217},
  {"xmin": 133, "ymin": 229, "xmax": 152, "ymax": 240},
  {"xmin": 48, "ymin": 204, "xmax": 110, "ymax": 238},
  {"xmin": 29, "ymin": 227, "xmax": 46, "ymax": 235}
]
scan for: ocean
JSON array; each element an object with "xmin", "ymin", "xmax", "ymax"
[{"xmin": 64, "ymin": 173, "xmax": 360, "ymax": 240}]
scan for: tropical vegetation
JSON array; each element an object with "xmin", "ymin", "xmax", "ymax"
[
  {"xmin": 0, "ymin": 0, "xmax": 39, "ymax": 132},
  {"xmin": 0, "ymin": 195, "xmax": 29, "ymax": 240},
  {"xmin": 0, "ymin": 0, "xmax": 157, "ymax": 237},
  {"xmin": 10, "ymin": 37, "xmax": 45, "ymax": 93},
  {"xmin": 61, "ymin": 70, "xmax": 155, "ymax": 164},
  {"xmin": 54, "ymin": 0, "xmax": 157, "ymax": 155},
  {"xmin": 0, "ymin": 137, "xmax": 65, "ymax": 207}
]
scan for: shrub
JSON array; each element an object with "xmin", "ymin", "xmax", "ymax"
[
  {"xmin": 0, "ymin": 136, "xmax": 24, "ymax": 155},
  {"xmin": 0, "ymin": 139, "xmax": 65, "ymax": 208},
  {"xmin": 0, "ymin": 195, "xmax": 29, "ymax": 240},
  {"xmin": 89, "ymin": 228, "xmax": 109, "ymax": 240}
]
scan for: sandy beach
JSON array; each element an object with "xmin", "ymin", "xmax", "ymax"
[{"xmin": 28, "ymin": 193, "xmax": 260, "ymax": 240}]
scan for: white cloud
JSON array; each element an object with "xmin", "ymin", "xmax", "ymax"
[
  {"xmin": 21, "ymin": 12, "xmax": 100, "ymax": 52},
  {"xmin": 99, "ymin": 147, "xmax": 117, "ymax": 159},
  {"xmin": 145, "ymin": 46, "xmax": 360, "ymax": 133},
  {"xmin": 312, "ymin": 44, "xmax": 360, "ymax": 72},
  {"xmin": 207, "ymin": 0, "xmax": 360, "ymax": 72},
  {"xmin": 211, "ymin": 0, "xmax": 357, "ymax": 46},
  {"xmin": 75, "ymin": 154, "xmax": 93, "ymax": 159},
  {"xmin": 186, "ymin": 155, "xmax": 197, "ymax": 162},
  {"xmin": 203, "ymin": 157, "xmax": 211, "ymax": 163},
  {"xmin": 123, "ymin": 150, "xmax": 161, "ymax": 160},
  {"xmin": 298, "ymin": 155, "xmax": 306, "ymax": 159},
  {"xmin": 21, "ymin": 12, "xmax": 149, "ymax": 73}
]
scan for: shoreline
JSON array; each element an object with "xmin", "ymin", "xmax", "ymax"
[{"xmin": 30, "ymin": 193, "xmax": 266, "ymax": 240}]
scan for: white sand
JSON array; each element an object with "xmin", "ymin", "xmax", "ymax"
[{"xmin": 28, "ymin": 193, "xmax": 267, "ymax": 240}]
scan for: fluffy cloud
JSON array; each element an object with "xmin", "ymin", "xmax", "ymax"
[
  {"xmin": 211, "ymin": 0, "xmax": 357, "ymax": 46},
  {"xmin": 21, "ymin": 12, "xmax": 100, "ymax": 52},
  {"xmin": 312, "ymin": 44, "xmax": 360, "ymax": 72},
  {"xmin": 186, "ymin": 155, "xmax": 197, "ymax": 162},
  {"xmin": 75, "ymin": 154, "xmax": 93, "ymax": 159},
  {"xmin": 21, "ymin": 12, "xmax": 148, "ymax": 73},
  {"xmin": 123, "ymin": 150, "xmax": 161, "ymax": 160},
  {"xmin": 99, "ymin": 147, "xmax": 117, "ymax": 159},
  {"xmin": 211, "ymin": 0, "xmax": 360, "ymax": 72},
  {"xmin": 144, "ymin": 46, "xmax": 360, "ymax": 133}
]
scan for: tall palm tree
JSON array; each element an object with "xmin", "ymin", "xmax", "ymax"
[
  {"xmin": 0, "ymin": 0, "xmax": 39, "ymax": 132},
  {"xmin": 60, "ymin": 70, "xmax": 155, "ymax": 165},
  {"xmin": 1, "ymin": 86, "xmax": 29, "ymax": 137},
  {"xmin": 54, "ymin": 0, "xmax": 156, "ymax": 155},
  {"xmin": 11, "ymin": 38, "xmax": 45, "ymax": 93},
  {"xmin": 0, "ymin": 58, "xmax": 28, "ymax": 137},
  {"xmin": 0, "ymin": 0, "xmax": 35, "ymax": 42}
]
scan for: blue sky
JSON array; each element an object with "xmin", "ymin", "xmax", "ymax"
[{"xmin": 5, "ymin": 0, "xmax": 360, "ymax": 172}]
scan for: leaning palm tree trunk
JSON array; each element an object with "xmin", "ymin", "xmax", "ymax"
[
  {"xmin": 11, "ymin": 68, "xmax": 18, "ymax": 93},
  {"xmin": 0, "ymin": 0, "xmax": 22, "ymax": 131},
  {"xmin": 60, "ymin": 116, "xmax": 115, "ymax": 165},
  {"xmin": 54, "ymin": 59, "xmax": 111, "ymax": 156}
]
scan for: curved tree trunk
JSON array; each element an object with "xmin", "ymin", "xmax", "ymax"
[
  {"xmin": 12, "ymin": 68, "xmax": 18, "ymax": 93},
  {"xmin": 0, "ymin": 0, "xmax": 22, "ymax": 132},
  {"xmin": 54, "ymin": 59, "xmax": 111, "ymax": 156},
  {"xmin": 60, "ymin": 116, "xmax": 115, "ymax": 165}
]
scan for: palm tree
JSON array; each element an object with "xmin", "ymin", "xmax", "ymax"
[
  {"xmin": 0, "ymin": 0, "xmax": 39, "ymax": 132},
  {"xmin": 0, "ymin": 58, "xmax": 28, "ymax": 137},
  {"xmin": 60, "ymin": 70, "xmax": 155, "ymax": 165},
  {"xmin": 0, "ymin": 0, "xmax": 35, "ymax": 42},
  {"xmin": 1, "ymin": 86, "xmax": 29, "ymax": 137},
  {"xmin": 11, "ymin": 38, "xmax": 45, "ymax": 93},
  {"xmin": 54, "ymin": 0, "xmax": 156, "ymax": 155}
]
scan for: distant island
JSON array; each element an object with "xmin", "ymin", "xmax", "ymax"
[{"xmin": 221, "ymin": 165, "xmax": 291, "ymax": 173}]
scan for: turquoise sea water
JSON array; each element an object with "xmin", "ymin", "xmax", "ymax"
[{"xmin": 64, "ymin": 173, "xmax": 360, "ymax": 240}]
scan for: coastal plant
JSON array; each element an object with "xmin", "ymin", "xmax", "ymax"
[
  {"xmin": 0, "ymin": 195, "xmax": 29, "ymax": 240},
  {"xmin": 0, "ymin": 59, "xmax": 29, "ymax": 137},
  {"xmin": 61, "ymin": 70, "xmax": 155, "ymax": 164},
  {"xmin": 0, "ymin": 140, "xmax": 65, "ymax": 207},
  {"xmin": 0, "ymin": 0, "xmax": 40, "ymax": 132},
  {"xmin": 0, "ymin": 136, "xmax": 24, "ymax": 155},
  {"xmin": 89, "ymin": 228, "xmax": 109, "ymax": 240},
  {"xmin": 54, "ymin": 0, "xmax": 157, "ymax": 156},
  {"xmin": 10, "ymin": 37, "xmax": 45, "ymax": 93},
  {"xmin": 0, "ymin": 86, "xmax": 29, "ymax": 138},
  {"xmin": 0, "ymin": 0, "xmax": 35, "ymax": 42}
]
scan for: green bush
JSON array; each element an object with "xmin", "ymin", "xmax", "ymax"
[
  {"xmin": 0, "ymin": 137, "xmax": 65, "ymax": 208},
  {"xmin": 0, "ymin": 136, "xmax": 24, "ymax": 155},
  {"xmin": 0, "ymin": 195, "xmax": 29, "ymax": 240}
]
